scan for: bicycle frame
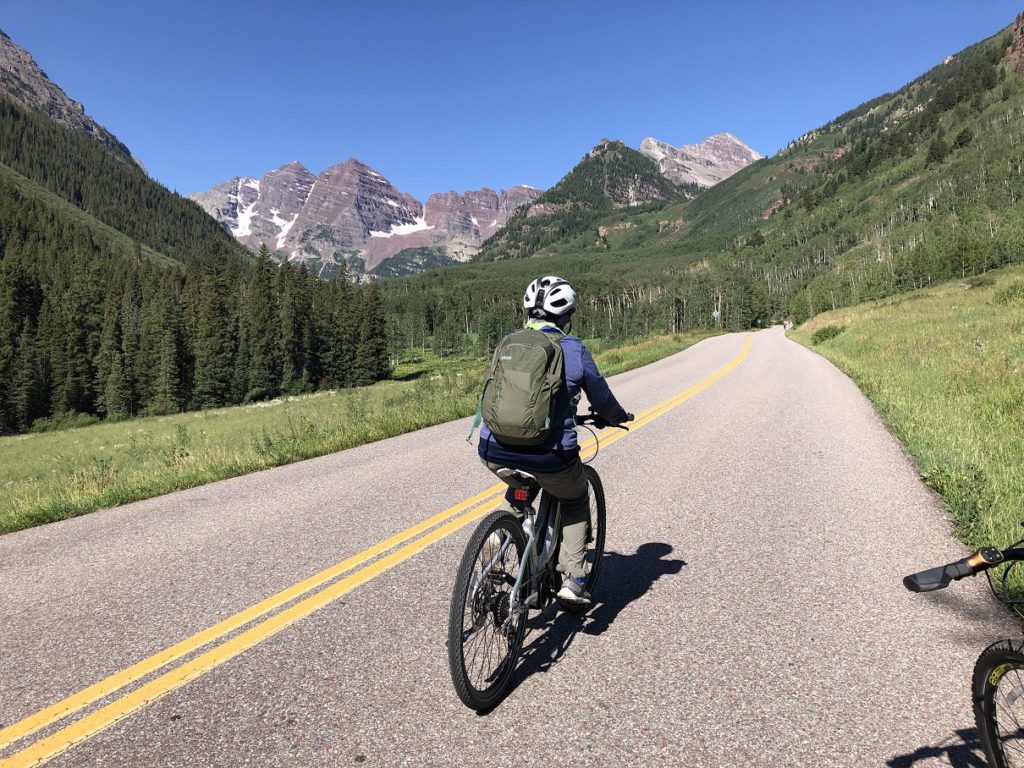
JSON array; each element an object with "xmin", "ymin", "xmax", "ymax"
[
  {"xmin": 466, "ymin": 489, "xmax": 561, "ymax": 621},
  {"xmin": 508, "ymin": 492, "xmax": 561, "ymax": 616}
]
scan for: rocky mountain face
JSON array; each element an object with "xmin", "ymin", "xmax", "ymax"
[
  {"xmin": 187, "ymin": 161, "xmax": 316, "ymax": 251},
  {"xmin": 190, "ymin": 161, "xmax": 540, "ymax": 278},
  {"xmin": 0, "ymin": 28, "xmax": 143, "ymax": 170},
  {"xmin": 1008, "ymin": 12, "xmax": 1024, "ymax": 73},
  {"xmin": 639, "ymin": 133, "xmax": 761, "ymax": 187}
]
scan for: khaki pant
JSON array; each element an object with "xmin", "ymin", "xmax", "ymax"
[{"xmin": 482, "ymin": 459, "xmax": 590, "ymax": 578}]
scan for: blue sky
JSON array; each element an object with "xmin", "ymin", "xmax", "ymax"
[{"xmin": 2, "ymin": 1, "xmax": 1021, "ymax": 200}]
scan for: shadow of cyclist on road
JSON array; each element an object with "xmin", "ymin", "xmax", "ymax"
[
  {"xmin": 885, "ymin": 727, "xmax": 986, "ymax": 767},
  {"xmin": 477, "ymin": 542, "xmax": 685, "ymax": 714},
  {"xmin": 582, "ymin": 542, "xmax": 686, "ymax": 638}
]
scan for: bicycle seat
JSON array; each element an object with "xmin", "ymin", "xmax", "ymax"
[{"xmin": 494, "ymin": 468, "xmax": 537, "ymax": 490}]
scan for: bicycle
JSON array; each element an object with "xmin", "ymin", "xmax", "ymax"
[
  {"xmin": 446, "ymin": 410, "xmax": 632, "ymax": 711},
  {"xmin": 904, "ymin": 529, "xmax": 1024, "ymax": 767}
]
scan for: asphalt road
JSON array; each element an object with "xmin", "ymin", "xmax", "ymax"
[{"xmin": 0, "ymin": 327, "xmax": 1015, "ymax": 767}]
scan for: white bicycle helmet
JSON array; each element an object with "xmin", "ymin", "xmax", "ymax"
[{"xmin": 523, "ymin": 276, "xmax": 577, "ymax": 318}]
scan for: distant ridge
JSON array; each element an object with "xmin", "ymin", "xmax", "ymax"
[{"xmin": 189, "ymin": 162, "xmax": 541, "ymax": 278}]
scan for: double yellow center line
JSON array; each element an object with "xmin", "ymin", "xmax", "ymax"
[{"xmin": 0, "ymin": 334, "xmax": 752, "ymax": 767}]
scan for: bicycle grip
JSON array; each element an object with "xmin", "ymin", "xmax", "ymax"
[{"xmin": 902, "ymin": 559, "xmax": 974, "ymax": 592}]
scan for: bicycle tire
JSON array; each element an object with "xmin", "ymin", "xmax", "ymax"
[
  {"xmin": 447, "ymin": 510, "xmax": 528, "ymax": 710},
  {"xmin": 974, "ymin": 638, "xmax": 1024, "ymax": 767},
  {"xmin": 557, "ymin": 465, "xmax": 606, "ymax": 614}
]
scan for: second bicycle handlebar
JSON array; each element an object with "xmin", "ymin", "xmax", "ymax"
[{"xmin": 903, "ymin": 547, "xmax": 1016, "ymax": 592}]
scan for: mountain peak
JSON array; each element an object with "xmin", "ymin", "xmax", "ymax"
[
  {"xmin": 190, "ymin": 159, "xmax": 542, "ymax": 277},
  {"xmin": 639, "ymin": 132, "xmax": 761, "ymax": 187},
  {"xmin": 589, "ymin": 138, "xmax": 624, "ymax": 157}
]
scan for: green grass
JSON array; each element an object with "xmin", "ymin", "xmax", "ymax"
[
  {"xmin": 0, "ymin": 331, "xmax": 713, "ymax": 535},
  {"xmin": 790, "ymin": 265, "xmax": 1024, "ymax": 551},
  {"xmin": 588, "ymin": 332, "xmax": 717, "ymax": 376}
]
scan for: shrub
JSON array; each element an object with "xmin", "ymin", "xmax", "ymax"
[
  {"xmin": 811, "ymin": 324, "xmax": 846, "ymax": 345},
  {"xmin": 242, "ymin": 387, "xmax": 276, "ymax": 404},
  {"xmin": 994, "ymin": 279, "xmax": 1024, "ymax": 305},
  {"xmin": 964, "ymin": 273, "xmax": 996, "ymax": 289},
  {"xmin": 29, "ymin": 412, "xmax": 101, "ymax": 433}
]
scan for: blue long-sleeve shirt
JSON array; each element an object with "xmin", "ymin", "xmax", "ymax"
[{"xmin": 477, "ymin": 326, "xmax": 628, "ymax": 474}]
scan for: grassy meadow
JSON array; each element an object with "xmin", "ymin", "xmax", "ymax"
[
  {"xmin": 791, "ymin": 266, "xmax": 1024, "ymax": 552},
  {"xmin": 0, "ymin": 331, "xmax": 713, "ymax": 535}
]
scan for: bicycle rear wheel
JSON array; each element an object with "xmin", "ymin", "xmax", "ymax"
[
  {"xmin": 974, "ymin": 638, "xmax": 1024, "ymax": 767},
  {"xmin": 557, "ymin": 465, "xmax": 606, "ymax": 614},
  {"xmin": 447, "ymin": 510, "xmax": 528, "ymax": 710}
]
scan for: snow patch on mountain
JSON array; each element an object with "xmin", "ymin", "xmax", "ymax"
[
  {"xmin": 370, "ymin": 216, "xmax": 433, "ymax": 238},
  {"xmin": 233, "ymin": 195, "xmax": 259, "ymax": 237},
  {"xmin": 275, "ymin": 213, "xmax": 298, "ymax": 249}
]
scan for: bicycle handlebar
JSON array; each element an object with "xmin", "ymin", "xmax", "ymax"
[
  {"xmin": 577, "ymin": 409, "xmax": 634, "ymax": 431},
  {"xmin": 903, "ymin": 559, "xmax": 975, "ymax": 592},
  {"xmin": 903, "ymin": 547, "xmax": 1011, "ymax": 592}
]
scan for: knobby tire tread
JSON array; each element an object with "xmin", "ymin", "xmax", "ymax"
[
  {"xmin": 447, "ymin": 510, "xmax": 527, "ymax": 710},
  {"xmin": 973, "ymin": 637, "xmax": 1024, "ymax": 768}
]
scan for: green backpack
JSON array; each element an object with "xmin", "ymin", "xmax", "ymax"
[{"xmin": 479, "ymin": 327, "xmax": 564, "ymax": 447}]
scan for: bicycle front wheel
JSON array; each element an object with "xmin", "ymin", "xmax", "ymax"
[
  {"xmin": 557, "ymin": 465, "xmax": 606, "ymax": 614},
  {"xmin": 447, "ymin": 510, "xmax": 528, "ymax": 710},
  {"xmin": 974, "ymin": 638, "xmax": 1024, "ymax": 767}
]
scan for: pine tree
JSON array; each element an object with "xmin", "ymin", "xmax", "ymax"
[
  {"xmin": 151, "ymin": 295, "xmax": 184, "ymax": 414},
  {"xmin": 104, "ymin": 352, "xmax": 131, "ymax": 419},
  {"xmin": 11, "ymin": 321, "xmax": 46, "ymax": 431},
  {"xmin": 279, "ymin": 260, "xmax": 312, "ymax": 392},
  {"xmin": 319, "ymin": 268, "xmax": 355, "ymax": 387},
  {"xmin": 93, "ymin": 294, "xmax": 121, "ymax": 416},
  {"xmin": 192, "ymin": 262, "xmax": 236, "ymax": 408},
  {"xmin": 243, "ymin": 244, "xmax": 281, "ymax": 399},
  {"xmin": 351, "ymin": 284, "xmax": 390, "ymax": 386}
]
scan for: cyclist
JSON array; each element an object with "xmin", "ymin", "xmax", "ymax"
[{"xmin": 478, "ymin": 276, "xmax": 632, "ymax": 605}]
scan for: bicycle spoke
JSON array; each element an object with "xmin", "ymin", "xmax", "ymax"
[
  {"xmin": 994, "ymin": 667, "xmax": 1024, "ymax": 766},
  {"xmin": 449, "ymin": 512, "xmax": 531, "ymax": 708},
  {"xmin": 464, "ymin": 529, "xmax": 521, "ymax": 690}
]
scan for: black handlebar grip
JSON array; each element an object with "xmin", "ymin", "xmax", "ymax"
[
  {"xmin": 624, "ymin": 412, "xmax": 635, "ymax": 422},
  {"xmin": 903, "ymin": 559, "xmax": 974, "ymax": 592}
]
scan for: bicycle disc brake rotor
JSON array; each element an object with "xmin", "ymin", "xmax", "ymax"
[{"xmin": 470, "ymin": 582, "xmax": 496, "ymax": 631}]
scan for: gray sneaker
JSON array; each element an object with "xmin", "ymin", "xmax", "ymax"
[{"xmin": 556, "ymin": 575, "xmax": 591, "ymax": 605}]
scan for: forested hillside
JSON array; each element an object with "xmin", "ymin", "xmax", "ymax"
[
  {"xmin": 0, "ymin": 98, "xmax": 240, "ymax": 264},
  {"xmin": 0, "ymin": 99, "xmax": 393, "ymax": 435},
  {"xmin": 381, "ymin": 17, "xmax": 1024, "ymax": 352},
  {"xmin": 477, "ymin": 139, "xmax": 689, "ymax": 261}
]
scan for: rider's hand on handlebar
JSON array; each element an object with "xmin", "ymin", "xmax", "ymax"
[{"xmin": 585, "ymin": 408, "xmax": 633, "ymax": 430}]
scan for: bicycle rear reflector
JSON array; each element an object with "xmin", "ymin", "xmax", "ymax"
[{"xmin": 514, "ymin": 489, "xmax": 529, "ymax": 501}]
